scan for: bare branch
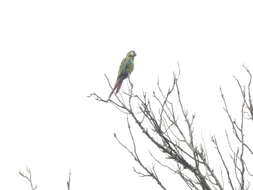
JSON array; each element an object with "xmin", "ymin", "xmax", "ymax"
[
  {"xmin": 67, "ymin": 170, "xmax": 71, "ymax": 190},
  {"xmin": 19, "ymin": 168, "xmax": 38, "ymax": 190}
]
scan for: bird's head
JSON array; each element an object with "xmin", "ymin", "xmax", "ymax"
[{"xmin": 127, "ymin": 50, "xmax": 136, "ymax": 58}]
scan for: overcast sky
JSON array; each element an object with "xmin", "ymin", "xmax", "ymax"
[{"xmin": 0, "ymin": 0, "xmax": 253, "ymax": 189}]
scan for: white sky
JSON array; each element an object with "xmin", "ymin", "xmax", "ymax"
[{"xmin": 0, "ymin": 0, "xmax": 253, "ymax": 189}]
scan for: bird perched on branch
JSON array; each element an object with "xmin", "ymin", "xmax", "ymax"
[{"xmin": 108, "ymin": 50, "xmax": 136, "ymax": 99}]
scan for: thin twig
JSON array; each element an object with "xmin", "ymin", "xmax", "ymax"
[
  {"xmin": 67, "ymin": 170, "xmax": 71, "ymax": 190},
  {"xmin": 19, "ymin": 168, "xmax": 38, "ymax": 190}
]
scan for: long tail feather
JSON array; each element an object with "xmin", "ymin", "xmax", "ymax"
[
  {"xmin": 108, "ymin": 78, "xmax": 123, "ymax": 99},
  {"xmin": 115, "ymin": 79, "xmax": 123, "ymax": 94}
]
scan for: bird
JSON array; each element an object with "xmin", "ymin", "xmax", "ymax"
[{"xmin": 108, "ymin": 50, "xmax": 136, "ymax": 99}]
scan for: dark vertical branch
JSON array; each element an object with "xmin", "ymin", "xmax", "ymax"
[
  {"xmin": 212, "ymin": 136, "xmax": 235, "ymax": 190},
  {"xmin": 67, "ymin": 170, "xmax": 71, "ymax": 190}
]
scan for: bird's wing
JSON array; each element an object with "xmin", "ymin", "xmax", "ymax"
[
  {"xmin": 127, "ymin": 60, "xmax": 134, "ymax": 73},
  {"xmin": 117, "ymin": 58, "xmax": 127, "ymax": 78}
]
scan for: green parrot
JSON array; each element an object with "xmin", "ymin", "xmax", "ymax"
[{"xmin": 108, "ymin": 50, "xmax": 136, "ymax": 99}]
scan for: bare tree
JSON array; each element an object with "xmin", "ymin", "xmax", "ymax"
[{"xmin": 89, "ymin": 66, "xmax": 253, "ymax": 190}]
